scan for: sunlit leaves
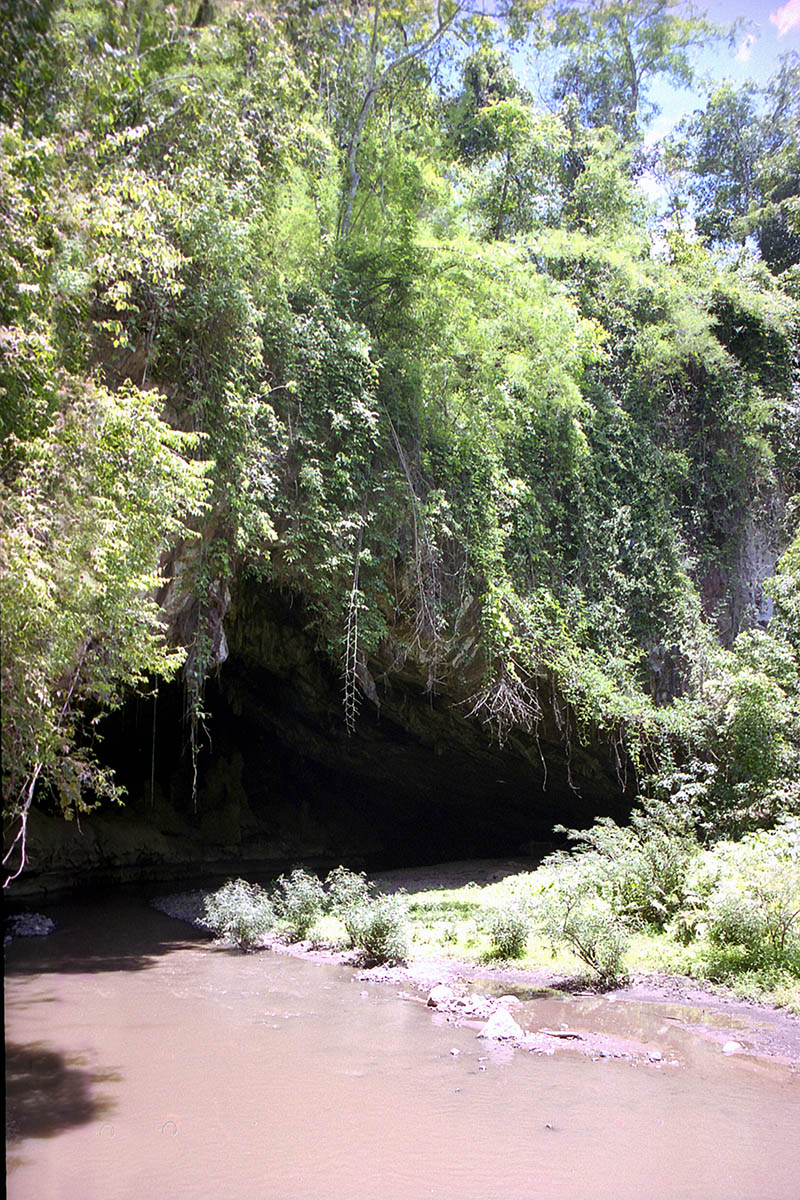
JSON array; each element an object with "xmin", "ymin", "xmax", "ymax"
[{"xmin": 1, "ymin": 379, "xmax": 208, "ymax": 815}]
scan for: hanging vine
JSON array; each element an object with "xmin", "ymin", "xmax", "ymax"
[{"xmin": 343, "ymin": 573, "xmax": 362, "ymax": 735}]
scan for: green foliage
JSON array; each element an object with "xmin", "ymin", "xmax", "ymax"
[
  {"xmin": 542, "ymin": 0, "xmax": 722, "ymax": 141},
  {"xmin": 768, "ymin": 526, "xmax": 800, "ymax": 652},
  {"xmin": 530, "ymin": 795, "xmax": 705, "ymax": 980},
  {"xmin": 0, "ymin": 0, "xmax": 63, "ymax": 134},
  {"xmin": 669, "ymin": 82, "xmax": 763, "ymax": 247},
  {"xmin": 682, "ymin": 630, "xmax": 800, "ymax": 835},
  {"xmin": 448, "ymin": 48, "xmax": 524, "ymax": 162},
  {"xmin": 551, "ymin": 797, "xmax": 700, "ymax": 929},
  {"xmin": 2, "ymin": 0, "xmax": 800, "ymax": 870},
  {"xmin": 670, "ymin": 55, "xmax": 800, "ymax": 272},
  {"xmin": 203, "ymin": 878, "xmax": 275, "ymax": 951},
  {"xmin": 457, "ymin": 94, "xmax": 569, "ymax": 239},
  {"xmin": 273, "ymin": 868, "xmax": 326, "ymax": 941},
  {"xmin": 324, "ymin": 866, "xmax": 408, "ymax": 964},
  {"xmin": 396, "ymin": 862, "xmax": 800, "ymax": 1006},
  {"xmin": 701, "ymin": 822, "xmax": 800, "ymax": 970},
  {"xmin": 347, "ymin": 894, "xmax": 409, "ymax": 966},
  {"xmin": 486, "ymin": 906, "xmax": 529, "ymax": 959},
  {"xmin": 537, "ymin": 869, "xmax": 630, "ymax": 985},
  {"xmin": 325, "ymin": 866, "xmax": 373, "ymax": 940},
  {"xmin": 531, "ymin": 809, "xmax": 800, "ymax": 990},
  {"xmin": 1, "ymin": 378, "xmax": 208, "ymax": 818}
]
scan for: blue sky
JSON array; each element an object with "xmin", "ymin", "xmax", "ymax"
[
  {"xmin": 511, "ymin": 1, "xmax": 800, "ymax": 143},
  {"xmin": 646, "ymin": 0, "xmax": 800, "ymax": 143},
  {"xmin": 702, "ymin": 0, "xmax": 800, "ymax": 84}
]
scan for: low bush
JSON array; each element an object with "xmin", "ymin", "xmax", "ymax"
[
  {"xmin": 326, "ymin": 866, "xmax": 372, "ymax": 940},
  {"xmin": 486, "ymin": 906, "xmax": 529, "ymax": 959},
  {"xmin": 203, "ymin": 879, "xmax": 275, "ymax": 951},
  {"xmin": 536, "ymin": 866, "xmax": 629, "ymax": 985},
  {"xmin": 705, "ymin": 890, "xmax": 764, "ymax": 949},
  {"xmin": 702, "ymin": 820, "xmax": 800, "ymax": 969},
  {"xmin": 349, "ymin": 894, "xmax": 408, "ymax": 965},
  {"xmin": 273, "ymin": 868, "xmax": 325, "ymax": 941},
  {"xmin": 306, "ymin": 914, "xmax": 350, "ymax": 952},
  {"xmin": 552, "ymin": 797, "xmax": 699, "ymax": 930}
]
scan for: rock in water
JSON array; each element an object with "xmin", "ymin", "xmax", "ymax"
[
  {"xmin": 478, "ymin": 1009, "xmax": 524, "ymax": 1040},
  {"xmin": 427, "ymin": 984, "xmax": 456, "ymax": 1008},
  {"xmin": 6, "ymin": 912, "xmax": 56, "ymax": 938}
]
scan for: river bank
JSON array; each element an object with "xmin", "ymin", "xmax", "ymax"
[{"xmin": 147, "ymin": 857, "xmax": 800, "ymax": 1070}]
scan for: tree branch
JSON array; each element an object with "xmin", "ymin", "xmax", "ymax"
[{"xmin": 338, "ymin": 1, "xmax": 463, "ymax": 242}]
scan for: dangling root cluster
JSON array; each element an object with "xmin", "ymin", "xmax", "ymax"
[{"xmin": 467, "ymin": 662, "xmax": 542, "ymax": 748}]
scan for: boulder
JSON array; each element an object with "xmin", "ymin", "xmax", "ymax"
[
  {"xmin": 427, "ymin": 984, "xmax": 457, "ymax": 1008},
  {"xmin": 478, "ymin": 1009, "xmax": 524, "ymax": 1041}
]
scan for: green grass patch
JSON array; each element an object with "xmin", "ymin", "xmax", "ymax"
[{"xmin": 397, "ymin": 866, "xmax": 800, "ymax": 1008}]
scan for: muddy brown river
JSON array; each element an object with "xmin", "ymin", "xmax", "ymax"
[{"xmin": 5, "ymin": 895, "xmax": 800, "ymax": 1199}]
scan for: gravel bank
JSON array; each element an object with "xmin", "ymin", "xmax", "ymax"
[
  {"xmin": 5, "ymin": 912, "xmax": 56, "ymax": 942},
  {"xmin": 151, "ymin": 889, "xmax": 212, "ymax": 930}
]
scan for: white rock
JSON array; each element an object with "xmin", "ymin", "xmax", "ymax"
[
  {"xmin": 478, "ymin": 1009, "xmax": 524, "ymax": 1041},
  {"xmin": 427, "ymin": 984, "xmax": 457, "ymax": 1008},
  {"xmin": 722, "ymin": 1040, "xmax": 743, "ymax": 1056},
  {"xmin": 466, "ymin": 993, "xmax": 492, "ymax": 1017}
]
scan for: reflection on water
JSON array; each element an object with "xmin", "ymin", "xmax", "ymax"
[{"xmin": 5, "ymin": 896, "xmax": 800, "ymax": 1200}]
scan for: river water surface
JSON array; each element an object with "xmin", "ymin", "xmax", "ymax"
[{"xmin": 5, "ymin": 895, "xmax": 800, "ymax": 1199}]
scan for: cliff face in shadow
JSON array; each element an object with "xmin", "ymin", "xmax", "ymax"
[{"xmin": 12, "ymin": 579, "xmax": 631, "ymax": 898}]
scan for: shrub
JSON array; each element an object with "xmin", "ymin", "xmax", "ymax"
[
  {"xmin": 532, "ymin": 795, "xmax": 700, "ymax": 980},
  {"xmin": 702, "ymin": 821, "xmax": 800, "ymax": 969},
  {"xmin": 536, "ymin": 866, "xmax": 629, "ymax": 985},
  {"xmin": 306, "ymin": 914, "xmax": 350, "ymax": 952},
  {"xmin": 325, "ymin": 866, "xmax": 372, "ymax": 940},
  {"xmin": 665, "ymin": 889, "xmax": 709, "ymax": 946},
  {"xmin": 203, "ymin": 879, "xmax": 275, "ymax": 951},
  {"xmin": 273, "ymin": 868, "xmax": 325, "ymax": 941},
  {"xmin": 349, "ymin": 894, "xmax": 408, "ymax": 965},
  {"xmin": 487, "ymin": 906, "xmax": 528, "ymax": 959},
  {"xmin": 694, "ymin": 631, "xmax": 800, "ymax": 837},
  {"xmin": 551, "ymin": 796, "xmax": 699, "ymax": 929},
  {"xmin": 324, "ymin": 868, "xmax": 408, "ymax": 963},
  {"xmin": 706, "ymin": 890, "xmax": 763, "ymax": 948},
  {"xmin": 441, "ymin": 921, "xmax": 459, "ymax": 945}
]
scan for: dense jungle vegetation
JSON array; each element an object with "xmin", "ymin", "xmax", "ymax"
[{"xmin": 2, "ymin": 0, "xmax": 800, "ymax": 986}]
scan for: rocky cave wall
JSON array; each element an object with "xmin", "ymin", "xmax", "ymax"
[{"xmin": 13, "ymin": 579, "xmax": 633, "ymax": 898}]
